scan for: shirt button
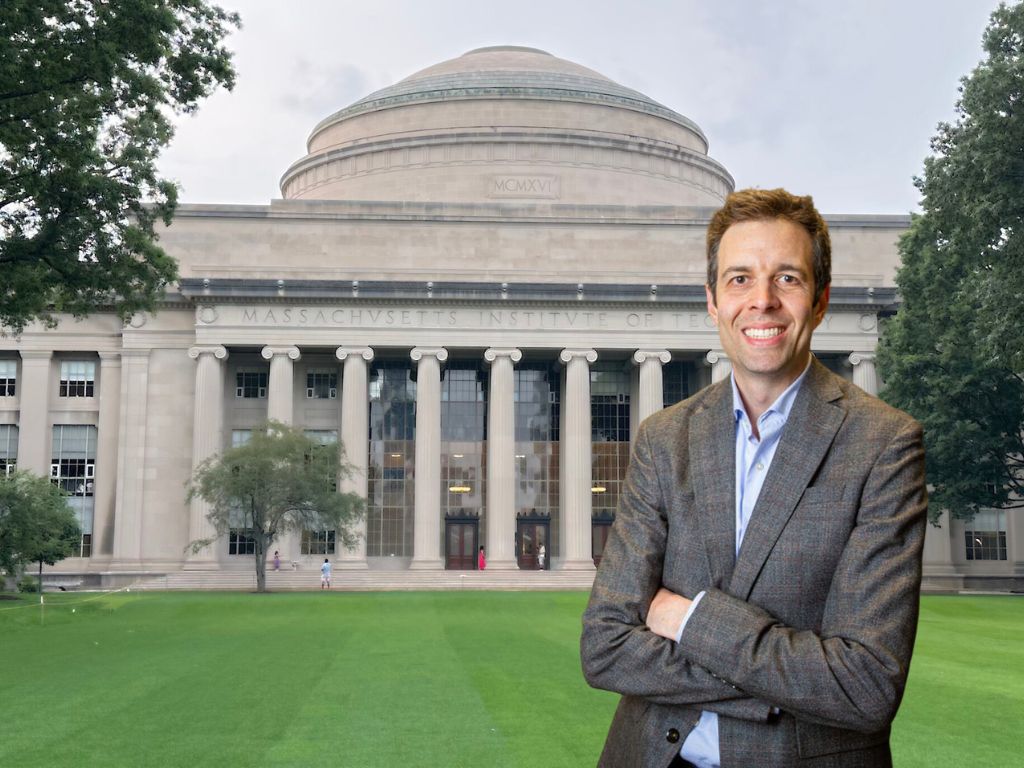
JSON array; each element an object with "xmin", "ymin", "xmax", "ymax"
[
  {"xmin": 756, "ymin": 462, "xmax": 764, "ymax": 471},
  {"xmin": 666, "ymin": 728, "xmax": 680, "ymax": 744}
]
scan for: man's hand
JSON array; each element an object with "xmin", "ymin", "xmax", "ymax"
[{"xmin": 647, "ymin": 587, "xmax": 693, "ymax": 641}]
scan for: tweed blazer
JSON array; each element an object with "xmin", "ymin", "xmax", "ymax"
[{"xmin": 581, "ymin": 360, "xmax": 927, "ymax": 768}]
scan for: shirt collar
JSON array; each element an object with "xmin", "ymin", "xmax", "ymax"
[{"xmin": 731, "ymin": 357, "xmax": 813, "ymax": 428}]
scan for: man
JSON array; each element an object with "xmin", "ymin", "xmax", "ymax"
[
  {"xmin": 581, "ymin": 188, "xmax": 927, "ymax": 768},
  {"xmin": 320, "ymin": 557, "xmax": 331, "ymax": 589}
]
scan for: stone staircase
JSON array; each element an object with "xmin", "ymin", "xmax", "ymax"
[{"xmin": 130, "ymin": 568, "xmax": 597, "ymax": 592}]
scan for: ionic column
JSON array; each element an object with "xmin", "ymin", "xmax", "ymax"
[
  {"xmin": 848, "ymin": 352, "xmax": 879, "ymax": 396},
  {"xmin": 184, "ymin": 345, "xmax": 228, "ymax": 567},
  {"xmin": 922, "ymin": 509, "xmax": 964, "ymax": 589},
  {"xmin": 485, "ymin": 347, "xmax": 522, "ymax": 570},
  {"xmin": 559, "ymin": 349, "xmax": 598, "ymax": 570},
  {"xmin": 91, "ymin": 351, "xmax": 122, "ymax": 559},
  {"xmin": 261, "ymin": 346, "xmax": 301, "ymax": 423},
  {"xmin": 336, "ymin": 347, "xmax": 374, "ymax": 569},
  {"xmin": 633, "ymin": 350, "xmax": 671, "ymax": 423},
  {"xmin": 409, "ymin": 347, "xmax": 447, "ymax": 569},
  {"xmin": 16, "ymin": 350, "xmax": 52, "ymax": 475},
  {"xmin": 705, "ymin": 350, "xmax": 732, "ymax": 383},
  {"xmin": 261, "ymin": 346, "xmax": 301, "ymax": 562},
  {"xmin": 1009, "ymin": 508, "xmax": 1024, "ymax": 578},
  {"xmin": 112, "ymin": 349, "xmax": 151, "ymax": 564}
]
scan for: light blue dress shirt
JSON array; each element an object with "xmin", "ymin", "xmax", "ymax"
[{"xmin": 675, "ymin": 361, "xmax": 811, "ymax": 768}]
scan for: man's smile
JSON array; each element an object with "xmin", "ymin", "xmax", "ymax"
[{"xmin": 742, "ymin": 326, "xmax": 784, "ymax": 340}]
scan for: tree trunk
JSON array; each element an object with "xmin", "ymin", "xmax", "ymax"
[
  {"xmin": 38, "ymin": 559, "xmax": 43, "ymax": 605},
  {"xmin": 255, "ymin": 531, "xmax": 267, "ymax": 593}
]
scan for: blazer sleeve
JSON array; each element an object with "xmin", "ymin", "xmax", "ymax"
[
  {"xmin": 675, "ymin": 418, "xmax": 927, "ymax": 733},
  {"xmin": 581, "ymin": 418, "xmax": 773, "ymax": 721}
]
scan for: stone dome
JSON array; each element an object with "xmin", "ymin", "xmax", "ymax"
[{"xmin": 280, "ymin": 46, "xmax": 733, "ymax": 206}]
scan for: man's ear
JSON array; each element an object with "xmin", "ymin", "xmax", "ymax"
[
  {"xmin": 705, "ymin": 283, "xmax": 718, "ymax": 324},
  {"xmin": 813, "ymin": 284, "xmax": 831, "ymax": 326}
]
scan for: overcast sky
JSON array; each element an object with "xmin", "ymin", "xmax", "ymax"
[{"xmin": 157, "ymin": 0, "xmax": 999, "ymax": 214}]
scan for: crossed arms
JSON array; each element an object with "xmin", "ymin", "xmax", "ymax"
[{"xmin": 580, "ymin": 412, "xmax": 927, "ymax": 733}]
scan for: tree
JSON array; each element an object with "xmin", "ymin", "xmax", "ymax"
[
  {"xmin": 186, "ymin": 421, "xmax": 365, "ymax": 592},
  {"xmin": 0, "ymin": 470, "xmax": 81, "ymax": 596},
  {"xmin": 0, "ymin": 0, "xmax": 239, "ymax": 333},
  {"xmin": 877, "ymin": 1, "xmax": 1024, "ymax": 522}
]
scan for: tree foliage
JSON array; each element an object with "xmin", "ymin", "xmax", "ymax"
[
  {"xmin": 0, "ymin": 0, "xmax": 239, "ymax": 333},
  {"xmin": 877, "ymin": 1, "xmax": 1024, "ymax": 521},
  {"xmin": 186, "ymin": 421, "xmax": 364, "ymax": 592},
  {"xmin": 0, "ymin": 470, "xmax": 81, "ymax": 577}
]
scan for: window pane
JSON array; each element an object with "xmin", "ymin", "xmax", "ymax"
[
  {"xmin": 51, "ymin": 425, "xmax": 97, "ymax": 556},
  {"xmin": 368, "ymin": 363, "xmax": 416, "ymax": 556},
  {"xmin": 59, "ymin": 360, "xmax": 96, "ymax": 397},
  {"xmin": 0, "ymin": 360, "xmax": 15, "ymax": 397},
  {"xmin": 0, "ymin": 424, "xmax": 17, "ymax": 475}
]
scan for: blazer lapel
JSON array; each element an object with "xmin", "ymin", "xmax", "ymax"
[
  {"xmin": 690, "ymin": 380, "xmax": 737, "ymax": 590},
  {"xmin": 728, "ymin": 361, "xmax": 846, "ymax": 600}
]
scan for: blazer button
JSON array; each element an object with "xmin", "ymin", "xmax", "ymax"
[{"xmin": 666, "ymin": 728, "xmax": 680, "ymax": 744}]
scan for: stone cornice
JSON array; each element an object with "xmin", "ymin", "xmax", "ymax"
[
  {"xmin": 178, "ymin": 278, "xmax": 899, "ymax": 312},
  {"xmin": 168, "ymin": 201, "xmax": 912, "ymax": 232}
]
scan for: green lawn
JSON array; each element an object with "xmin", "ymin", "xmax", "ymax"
[{"xmin": 0, "ymin": 592, "xmax": 1020, "ymax": 767}]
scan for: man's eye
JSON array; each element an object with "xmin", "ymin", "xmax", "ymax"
[
  {"xmin": 731, "ymin": 275, "xmax": 747, "ymax": 285},
  {"xmin": 778, "ymin": 275, "xmax": 799, "ymax": 285}
]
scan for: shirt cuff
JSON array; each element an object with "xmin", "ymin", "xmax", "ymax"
[{"xmin": 674, "ymin": 590, "xmax": 705, "ymax": 643}]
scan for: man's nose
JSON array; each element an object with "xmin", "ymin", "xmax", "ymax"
[{"xmin": 748, "ymin": 279, "xmax": 780, "ymax": 310}]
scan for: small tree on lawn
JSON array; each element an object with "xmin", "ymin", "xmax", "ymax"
[
  {"xmin": 0, "ymin": 470, "xmax": 81, "ymax": 597},
  {"xmin": 186, "ymin": 421, "xmax": 364, "ymax": 592}
]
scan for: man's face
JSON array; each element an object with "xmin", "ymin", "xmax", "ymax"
[{"xmin": 706, "ymin": 218, "xmax": 829, "ymax": 396}]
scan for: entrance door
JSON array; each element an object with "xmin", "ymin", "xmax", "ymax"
[
  {"xmin": 517, "ymin": 519, "xmax": 550, "ymax": 570},
  {"xmin": 592, "ymin": 519, "xmax": 614, "ymax": 567},
  {"xmin": 445, "ymin": 519, "xmax": 479, "ymax": 570}
]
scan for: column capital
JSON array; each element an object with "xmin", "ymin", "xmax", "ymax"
[
  {"xmin": 484, "ymin": 347, "xmax": 522, "ymax": 364},
  {"xmin": 187, "ymin": 345, "xmax": 228, "ymax": 361},
  {"xmin": 261, "ymin": 345, "xmax": 300, "ymax": 361},
  {"xmin": 559, "ymin": 348, "xmax": 598, "ymax": 365},
  {"xmin": 411, "ymin": 347, "xmax": 448, "ymax": 363},
  {"xmin": 336, "ymin": 346, "xmax": 374, "ymax": 362},
  {"xmin": 704, "ymin": 350, "xmax": 729, "ymax": 366},
  {"xmin": 632, "ymin": 349, "xmax": 671, "ymax": 366},
  {"xmin": 848, "ymin": 352, "xmax": 876, "ymax": 366},
  {"xmin": 18, "ymin": 350, "xmax": 53, "ymax": 361}
]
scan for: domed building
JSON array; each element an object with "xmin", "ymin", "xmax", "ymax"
[{"xmin": 2, "ymin": 47, "xmax": 988, "ymax": 590}]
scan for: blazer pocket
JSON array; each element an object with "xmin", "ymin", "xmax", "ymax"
[
  {"xmin": 799, "ymin": 483, "xmax": 847, "ymax": 504},
  {"xmin": 796, "ymin": 721, "xmax": 889, "ymax": 759}
]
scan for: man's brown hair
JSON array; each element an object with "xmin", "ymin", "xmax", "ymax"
[{"xmin": 706, "ymin": 188, "xmax": 831, "ymax": 306}]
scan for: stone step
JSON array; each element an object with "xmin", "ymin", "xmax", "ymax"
[{"xmin": 131, "ymin": 569, "xmax": 597, "ymax": 592}]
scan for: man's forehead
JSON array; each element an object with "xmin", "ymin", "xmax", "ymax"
[{"xmin": 717, "ymin": 220, "xmax": 813, "ymax": 262}]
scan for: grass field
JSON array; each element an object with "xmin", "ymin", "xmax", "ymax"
[{"xmin": 0, "ymin": 592, "xmax": 1021, "ymax": 767}]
